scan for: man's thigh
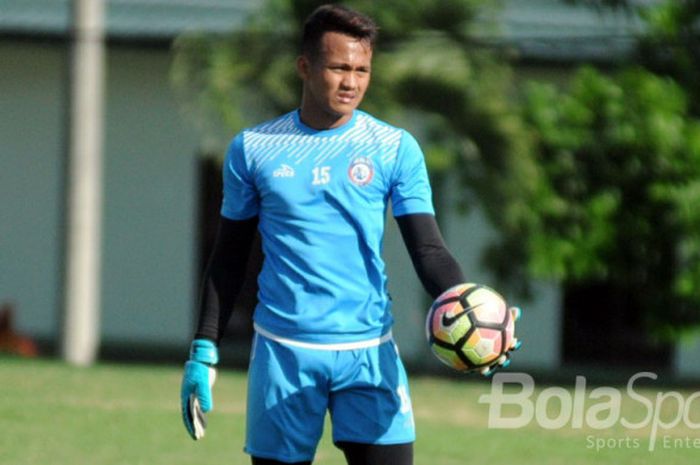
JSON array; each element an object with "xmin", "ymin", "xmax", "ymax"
[
  {"xmin": 245, "ymin": 334, "xmax": 331, "ymax": 463},
  {"xmin": 329, "ymin": 341, "xmax": 416, "ymax": 446}
]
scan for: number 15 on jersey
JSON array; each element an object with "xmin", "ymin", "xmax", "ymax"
[{"xmin": 312, "ymin": 166, "xmax": 331, "ymax": 185}]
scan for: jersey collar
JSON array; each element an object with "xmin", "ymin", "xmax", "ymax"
[{"xmin": 293, "ymin": 109, "xmax": 358, "ymax": 137}]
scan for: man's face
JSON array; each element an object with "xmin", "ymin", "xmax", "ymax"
[{"xmin": 297, "ymin": 31, "xmax": 372, "ymax": 129}]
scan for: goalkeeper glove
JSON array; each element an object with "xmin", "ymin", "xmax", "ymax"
[
  {"xmin": 481, "ymin": 306, "xmax": 523, "ymax": 377},
  {"xmin": 181, "ymin": 339, "xmax": 218, "ymax": 440}
]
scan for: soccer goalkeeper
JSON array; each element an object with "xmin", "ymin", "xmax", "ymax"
[{"xmin": 181, "ymin": 4, "xmax": 517, "ymax": 464}]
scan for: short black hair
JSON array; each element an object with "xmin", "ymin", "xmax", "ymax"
[{"xmin": 301, "ymin": 4, "xmax": 378, "ymax": 60}]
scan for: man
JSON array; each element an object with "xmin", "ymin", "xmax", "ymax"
[{"xmin": 181, "ymin": 4, "xmax": 516, "ymax": 465}]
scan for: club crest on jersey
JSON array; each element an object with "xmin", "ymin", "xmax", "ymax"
[{"xmin": 347, "ymin": 157, "xmax": 374, "ymax": 186}]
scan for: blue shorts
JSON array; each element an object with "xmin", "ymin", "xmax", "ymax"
[{"xmin": 244, "ymin": 329, "xmax": 416, "ymax": 462}]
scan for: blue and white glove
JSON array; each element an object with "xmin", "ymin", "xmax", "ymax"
[
  {"xmin": 181, "ymin": 339, "xmax": 218, "ymax": 440},
  {"xmin": 481, "ymin": 306, "xmax": 523, "ymax": 377}
]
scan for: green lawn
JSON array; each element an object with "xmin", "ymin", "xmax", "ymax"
[{"xmin": 0, "ymin": 357, "xmax": 696, "ymax": 464}]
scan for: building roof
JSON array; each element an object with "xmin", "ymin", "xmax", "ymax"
[
  {"xmin": 0, "ymin": 0, "xmax": 259, "ymax": 39},
  {"xmin": 1, "ymin": 0, "xmax": 645, "ymax": 61},
  {"xmin": 499, "ymin": 0, "xmax": 645, "ymax": 62}
]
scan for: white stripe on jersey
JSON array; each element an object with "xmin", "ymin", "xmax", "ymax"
[
  {"xmin": 242, "ymin": 112, "xmax": 403, "ymax": 170},
  {"xmin": 254, "ymin": 323, "xmax": 393, "ymax": 351}
]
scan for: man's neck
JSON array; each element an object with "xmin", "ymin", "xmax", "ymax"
[{"xmin": 298, "ymin": 107, "xmax": 352, "ymax": 130}]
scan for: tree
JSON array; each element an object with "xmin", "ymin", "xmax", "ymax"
[
  {"xmin": 521, "ymin": 66, "xmax": 700, "ymax": 338},
  {"xmin": 569, "ymin": 0, "xmax": 700, "ymax": 115},
  {"xmin": 637, "ymin": 0, "xmax": 700, "ymax": 115}
]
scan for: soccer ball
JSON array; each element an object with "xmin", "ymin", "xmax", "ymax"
[{"xmin": 426, "ymin": 283, "xmax": 518, "ymax": 374}]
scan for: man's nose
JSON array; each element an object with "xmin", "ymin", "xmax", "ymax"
[{"xmin": 340, "ymin": 71, "xmax": 356, "ymax": 89}]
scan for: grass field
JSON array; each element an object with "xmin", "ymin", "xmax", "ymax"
[{"xmin": 0, "ymin": 357, "xmax": 697, "ymax": 465}]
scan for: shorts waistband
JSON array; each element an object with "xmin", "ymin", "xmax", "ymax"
[{"xmin": 253, "ymin": 323, "xmax": 393, "ymax": 351}]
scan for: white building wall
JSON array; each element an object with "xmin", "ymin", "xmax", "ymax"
[
  {"xmin": 0, "ymin": 42, "xmax": 65, "ymax": 340},
  {"xmin": 0, "ymin": 41, "xmax": 200, "ymax": 349},
  {"xmin": 675, "ymin": 336, "xmax": 700, "ymax": 379},
  {"xmin": 100, "ymin": 47, "xmax": 200, "ymax": 347}
]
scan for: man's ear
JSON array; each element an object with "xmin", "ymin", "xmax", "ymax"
[{"xmin": 296, "ymin": 55, "xmax": 310, "ymax": 80}]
